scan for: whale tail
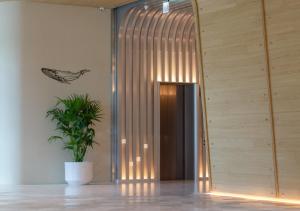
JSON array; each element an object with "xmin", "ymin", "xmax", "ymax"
[{"xmin": 79, "ymin": 69, "xmax": 91, "ymax": 75}]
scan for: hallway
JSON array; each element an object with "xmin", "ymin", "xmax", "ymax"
[{"xmin": 0, "ymin": 182, "xmax": 298, "ymax": 211}]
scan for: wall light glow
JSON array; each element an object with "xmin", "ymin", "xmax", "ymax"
[
  {"xmin": 209, "ymin": 192, "xmax": 300, "ymax": 205},
  {"xmin": 136, "ymin": 156, "xmax": 141, "ymax": 180},
  {"xmin": 157, "ymin": 74, "xmax": 162, "ymax": 82}
]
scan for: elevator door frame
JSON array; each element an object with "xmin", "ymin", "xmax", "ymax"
[{"xmin": 155, "ymin": 82, "xmax": 203, "ymax": 183}]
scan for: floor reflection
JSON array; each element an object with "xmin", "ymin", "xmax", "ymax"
[
  {"xmin": 0, "ymin": 181, "xmax": 299, "ymax": 211},
  {"xmin": 121, "ymin": 182, "xmax": 157, "ymax": 197}
]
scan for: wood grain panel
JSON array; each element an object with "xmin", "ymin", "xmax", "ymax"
[
  {"xmin": 31, "ymin": 0, "xmax": 136, "ymax": 8},
  {"xmin": 265, "ymin": 0, "xmax": 300, "ymax": 199},
  {"xmin": 198, "ymin": 0, "xmax": 276, "ymax": 196}
]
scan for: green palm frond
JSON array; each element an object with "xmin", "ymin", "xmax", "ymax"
[{"xmin": 46, "ymin": 94, "xmax": 103, "ymax": 162}]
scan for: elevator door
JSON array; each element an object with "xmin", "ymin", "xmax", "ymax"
[{"xmin": 160, "ymin": 84, "xmax": 195, "ymax": 181}]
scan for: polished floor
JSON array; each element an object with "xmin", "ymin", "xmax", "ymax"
[{"xmin": 0, "ymin": 181, "xmax": 299, "ymax": 211}]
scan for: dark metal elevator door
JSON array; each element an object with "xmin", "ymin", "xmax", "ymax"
[{"xmin": 160, "ymin": 84, "xmax": 195, "ymax": 181}]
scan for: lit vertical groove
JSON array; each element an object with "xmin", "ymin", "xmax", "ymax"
[
  {"xmin": 176, "ymin": 14, "xmax": 193, "ymax": 82},
  {"xmin": 158, "ymin": 5, "xmax": 192, "ymax": 82},
  {"xmin": 140, "ymin": 6, "xmax": 162, "ymax": 180},
  {"xmin": 119, "ymin": 8, "xmax": 136, "ymax": 181},
  {"xmin": 148, "ymin": 9, "xmax": 163, "ymax": 180},
  {"xmin": 182, "ymin": 16, "xmax": 193, "ymax": 83},
  {"xmin": 191, "ymin": 30, "xmax": 198, "ymax": 83},
  {"xmin": 156, "ymin": 12, "xmax": 171, "ymax": 82},
  {"xmin": 130, "ymin": 8, "xmax": 144, "ymax": 180},
  {"xmin": 134, "ymin": 6, "xmax": 159, "ymax": 180},
  {"xmin": 132, "ymin": 10, "xmax": 146, "ymax": 180},
  {"xmin": 170, "ymin": 11, "xmax": 186, "ymax": 82},
  {"xmin": 166, "ymin": 10, "xmax": 189, "ymax": 82},
  {"xmin": 144, "ymin": 8, "xmax": 161, "ymax": 180},
  {"xmin": 169, "ymin": 9, "xmax": 192, "ymax": 82},
  {"xmin": 162, "ymin": 12, "xmax": 177, "ymax": 82},
  {"xmin": 126, "ymin": 8, "xmax": 143, "ymax": 180},
  {"xmin": 187, "ymin": 25, "xmax": 195, "ymax": 83},
  {"xmin": 139, "ymin": 10, "xmax": 150, "ymax": 181},
  {"xmin": 183, "ymin": 18, "xmax": 194, "ymax": 83},
  {"xmin": 151, "ymin": 10, "xmax": 165, "ymax": 180}
]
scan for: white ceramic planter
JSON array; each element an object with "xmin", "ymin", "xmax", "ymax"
[{"xmin": 65, "ymin": 162, "xmax": 93, "ymax": 185}]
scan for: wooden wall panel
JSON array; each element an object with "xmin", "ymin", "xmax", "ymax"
[
  {"xmin": 265, "ymin": 0, "xmax": 300, "ymax": 199},
  {"xmin": 197, "ymin": 0, "xmax": 276, "ymax": 196},
  {"xmin": 31, "ymin": 0, "xmax": 137, "ymax": 8}
]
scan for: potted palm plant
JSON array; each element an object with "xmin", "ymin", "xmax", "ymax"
[{"xmin": 47, "ymin": 94, "xmax": 103, "ymax": 185}]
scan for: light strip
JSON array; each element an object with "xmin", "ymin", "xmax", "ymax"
[{"xmin": 209, "ymin": 192, "xmax": 300, "ymax": 205}]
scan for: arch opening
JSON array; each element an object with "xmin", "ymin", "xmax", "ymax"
[{"xmin": 113, "ymin": 0, "xmax": 209, "ymax": 190}]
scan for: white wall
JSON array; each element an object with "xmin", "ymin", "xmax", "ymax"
[
  {"xmin": 0, "ymin": 1, "xmax": 112, "ymax": 184},
  {"xmin": 0, "ymin": 1, "xmax": 23, "ymax": 185}
]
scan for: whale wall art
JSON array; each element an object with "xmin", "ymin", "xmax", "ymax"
[{"xmin": 41, "ymin": 68, "xmax": 91, "ymax": 84}]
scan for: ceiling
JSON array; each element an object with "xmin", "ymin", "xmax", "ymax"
[{"xmin": 30, "ymin": 0, "xmax": 137, "ymax": 8}]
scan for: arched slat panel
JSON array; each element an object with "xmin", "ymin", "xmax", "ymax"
[
  {"xmin": 118, "ymin": 7, "xmax": 136, "ymax": 181},
  {"xmin": 176, "ymin": 14, "xmax": 193, "ymax": 82},
  {"xmin": 139, "ymin": 7, "xmax": 159, "ymax": 181},
  {"xmin": 163, "ymin": 12, "xmax": 178, "ymax": 82},
  {"xmin": 141, "ymin": 6, "xmax": 163, "ymax": 179},
  {"xmin": 117, "ymin": 2, "xmax": 199, "ymax": 182},
  {"xmin": 169, "ymin": 11, "xmax": 187, "ymax": 82},
  {"xmin": 125, "ymin": 8, "xmax": 143, "ymax": 180},
  {"xmin": 188, "ymin": 26, "xmax": 196, "ymax": 83},
  {"xmin": 147, "ymin": 8, "xmax": 163, "ymax": 180},
  {"xmin": 183, "ymin": 19, "xmax": 195, "ymax": 83},
  {"xmin": 132, "ymin": 9, "xmax": 149, "ymax": 180}
]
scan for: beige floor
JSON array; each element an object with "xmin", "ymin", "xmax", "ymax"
[{"xmin": 0, "ymin": 181, "xmax": 299, "ymax": 211}]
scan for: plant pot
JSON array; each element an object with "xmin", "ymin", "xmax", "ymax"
[{"xmin": 65, "ymin": 162, "xmax": 93, "ymax": 185}]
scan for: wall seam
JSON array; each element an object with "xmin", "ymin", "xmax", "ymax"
[
  {"xmin": 111, "ymin": 8, "xmax": 118, "ymax": 183},
  {"xmin": 261, "ymin": 0, "xmax": 280, "ymax": 198},
  {"xmin": 191, "ymin": 0, "xmax": 212, "ymax": 191}
]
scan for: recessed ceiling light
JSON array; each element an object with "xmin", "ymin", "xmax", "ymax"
[{"xmin": 97, "ymin": 7, "xmax": 105, "ymax": 12}]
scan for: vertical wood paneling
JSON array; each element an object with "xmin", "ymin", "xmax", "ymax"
[
  {"xmin": 192, "ymin": 0, "xmax": 213, "ymax": 190},
  {"xmin": 265, "ymin": 0, "xmax": 300, "ymax": 199},
  {"xmin": 197, "ymin": 0, "xmax": 275, "ymax": 196}
]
